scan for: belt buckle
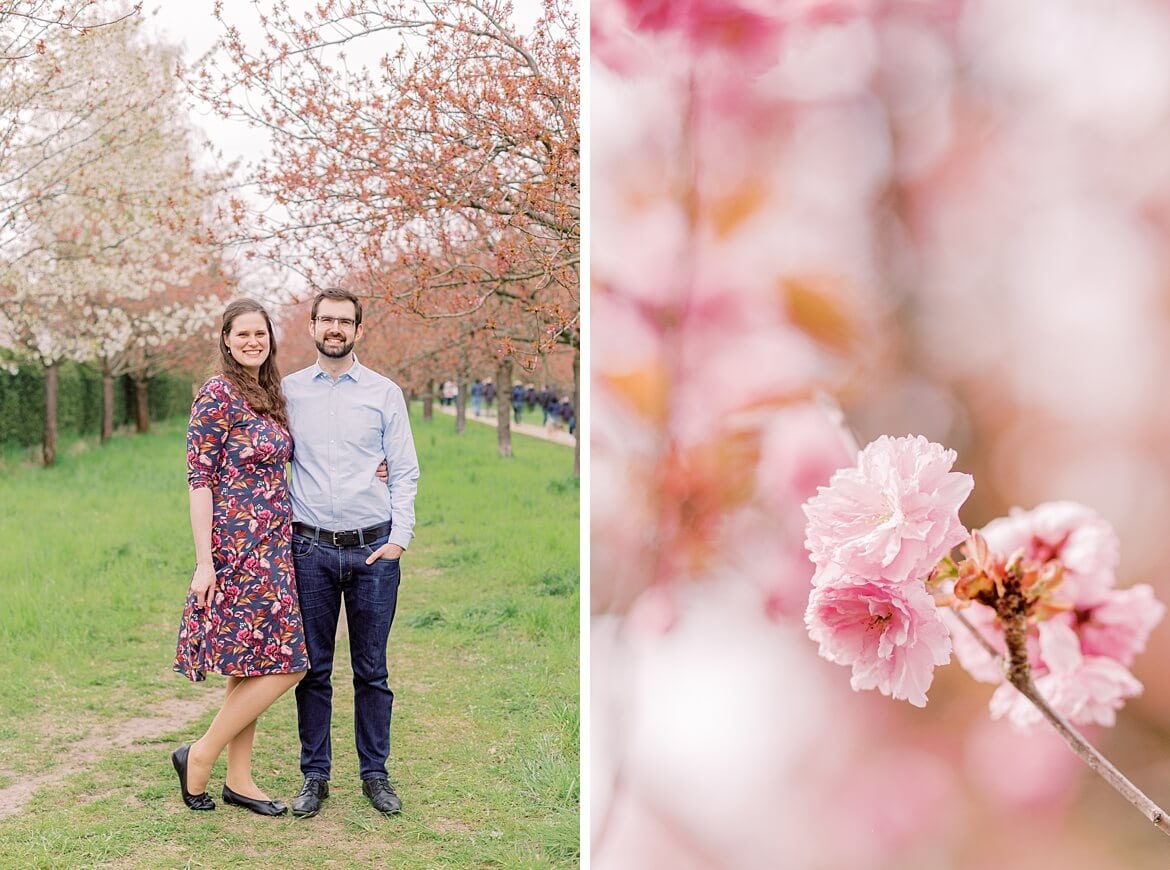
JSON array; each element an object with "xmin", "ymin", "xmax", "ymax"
[{"xmin": 334, "ymin": 529, "xmax": 358, "ymax": 547}]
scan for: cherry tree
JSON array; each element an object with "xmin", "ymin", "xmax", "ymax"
[
  {"xmin": 0, "ymin": 1, "xmax": 138, "ymax": 63},
  {"xmin": 192, "ymin": 0, "xmax": 579, "ymax": 458},
  {"xmin": 0, "ymin": 11, "xmax": 226, "ymax": 462},
  {"xmin": 351, "ymin": 252, "xmax": 573, "ymax": 460},
  {"xmin": 0, "ymin": 1, "xmax": 141, "ymax": 249},
  {"xmin": 88, "ymin": 271, "xmax": 231, "ymax": 439}
]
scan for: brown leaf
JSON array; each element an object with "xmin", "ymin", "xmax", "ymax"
[
  {"xmin": 709, "ymin": 179, "xmax": 769, "ymax": 239},
  {"xmin": 600, "ymin": 365, "xmax": 669, "ymax": 423},
  {"xmin": 780, "ymin": 275, "xmax": 857, "ymax": 353}
]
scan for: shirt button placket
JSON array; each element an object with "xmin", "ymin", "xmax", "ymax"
[{"xmin": 328, "ymin": 384, "xmax": 338, "ymax": 525}]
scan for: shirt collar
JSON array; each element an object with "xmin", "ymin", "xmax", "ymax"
[{"xmin": 311, "ymin": 354, "xmax": 363, "ymax": 383}]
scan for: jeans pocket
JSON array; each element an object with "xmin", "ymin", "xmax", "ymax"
[{"xmin": 292, "ymin": 535, "xmax": 316, "ymax": 558}]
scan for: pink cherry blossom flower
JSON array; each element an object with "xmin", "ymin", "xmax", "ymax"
[
  {"xmin": 988, "ymin": 621, "xmax": 1144, "ymax": 729},
  {"xmin": 803, "ymin": 434, "xmax": 974, "ymax": 584},
  {"xmin": 1070, "ymin": 584, "xmax": 1164, "ymax": 667},
  {"xmin": 616, "ymin": 0, "xmax": 784, "ymax": 58},
  {"xmin": 805, "ymin": 573, "xmax": 952, "ymax": 707},
  {"xmin": 978, "ymin": 501, "xmax": 1119, "ymax": 602},
  {"xmin": 756, "ymin": 403, "xmax": 857, "ymax": 520},
  {"xmin": 945, "ymin": 603, "xmax": 1009, "ymax": 685}
]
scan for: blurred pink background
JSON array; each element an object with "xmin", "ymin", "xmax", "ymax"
[{"xmin": 590, "ymin": 0, "xmax": 1170, "ymax": 866}]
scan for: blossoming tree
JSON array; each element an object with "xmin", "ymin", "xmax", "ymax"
[
  {"xmin": 0, "ymin": 11, "xmax": 226, "ymax": 462},
  {"xmin": 190, "ymin": 0, "xmax": 579, "ymax": 456}
]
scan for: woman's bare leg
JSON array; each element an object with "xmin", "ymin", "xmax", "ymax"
[
  {"xmin": 222, "ymin": 676, "xmax": 264, "ymax": 799},
  {"xmin": 186, "ymin": 672, "xmax": 303, "ymax": 795}
]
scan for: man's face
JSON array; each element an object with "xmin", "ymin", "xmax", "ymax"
[{"xmin": 311, "ymin": 299, "xmax": 362, "ymax": 358}]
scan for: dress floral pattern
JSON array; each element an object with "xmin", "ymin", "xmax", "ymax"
[{"xmin": 174, "ymin": 376, "xmax": 310, "ymax": 681}]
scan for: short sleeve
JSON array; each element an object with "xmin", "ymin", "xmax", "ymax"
[{"xmin": 187, "ymin": 378, "xmax": 235, "ymax": 489}]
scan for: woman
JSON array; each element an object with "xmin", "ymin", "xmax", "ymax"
[{"xmin": 171, "ymin": 298, "xmax": 308, "ymax": 816}]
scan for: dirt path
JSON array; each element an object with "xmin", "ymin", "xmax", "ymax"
[
  {"xmin": 432, "ymin": 403, "xmax": 577, "ymax": 447},
  {"xmin": 0, "ymin": 691, "xmax": 222, "ymax": 820}
]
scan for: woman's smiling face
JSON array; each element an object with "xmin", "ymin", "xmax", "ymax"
[{"xmin": 224, "ymin": 310, "xmax": 271, "ymax": 372}]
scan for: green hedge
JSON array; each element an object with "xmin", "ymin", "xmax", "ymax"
[{"xmin": 0, "ymin": 361, "xmax": 194, "ymax": 450}]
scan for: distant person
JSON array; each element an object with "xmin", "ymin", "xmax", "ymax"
[
  {"xmin": 560, "ymin": 396, "xmax": 576, "ymax": 436},
  {"xmin": 539, "ymin": 384, "xmax": 555, "ymax": 425},
  {"xmin": 172, "ymin": 299, "xmax": 308, "ymax": 817},
  {"xmin": 511, "ymin": 383, "xmax": 524, "ymax": 423},
  {"xmin": 524, "ymin": 383, "xmax": 537, "ymax": 413},
  {"xmin": 545, "ymin": 395, "xmax": 563, "ymax": 434},
  {"xmin": 441, "ymin": 379, "xmax": 457, "ymax": 407},
  {"xmin": 483, "ymin": 378, "xmax": 496, "ymax": 412},
  {"xmin": 470, "ymin": 378, "xmax": 484, "ymax": 416},
  {"xmin": 283, "ymin": 288, "xmax": 420, "ymax": 818}
]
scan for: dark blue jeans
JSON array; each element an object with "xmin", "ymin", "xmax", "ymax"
[{"xmin": 292, "ymin": 532, "xmax": 401, "ymax": 781}]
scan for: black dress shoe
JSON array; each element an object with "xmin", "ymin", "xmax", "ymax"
[
  {"xmin": 291, "ymin": 778, "xmax": 329, "ymax": 818},
  {"xmin": 362, "ymin": 778, "xmax": 402, "ymax": 814},
  {"xmin": 221, "ymin": 784, "xmax": 288, "ymax": 816},
  {"xmin": 171, "ymin": 745, "xmax": 215, "ymax": 811}
]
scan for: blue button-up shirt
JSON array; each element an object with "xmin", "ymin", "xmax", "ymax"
[{"xmin": 283, "ymin": 357, "xmax": 419, "ymax": 550}]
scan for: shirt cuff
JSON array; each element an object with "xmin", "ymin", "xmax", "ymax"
[{"xmin": 388, "ymin": 532, "xmax": 411, "ymax": 550}]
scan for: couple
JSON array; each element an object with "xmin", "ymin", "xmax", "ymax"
[{"xmin": 171, "ymin": 289, "xmax": 420, "ymax": 819}]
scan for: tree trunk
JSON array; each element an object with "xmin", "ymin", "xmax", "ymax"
[
  {"xmin": 101, "ymin": 371, "xmax": 115, "ymax": 444},
  {"xmin": 455, "ymin": 344, "xmax": 470, "ymax": 434},
  {"xmin": 496, "ymin": 357, "xmax": 513, "ymax": 458},
  {"xmin": 572, "ymin": 346, "xmax": 580, "ymax": 478},
  {"xmin": 43, "ymin": 360, "xmax": 58, "ymax": 466},
  {"xmin": 422, "ymin": 377, "xmax": 434, "ymax": 422},
  {"xmin": 133, "ymin": 375, "xmax": 150, "ymax": 433},
  {"xmin": 454, "ymin": 374, "xmax": 467, "ymax": 434}
]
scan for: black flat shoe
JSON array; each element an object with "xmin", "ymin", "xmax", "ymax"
[
  {"xmin": 222, "ymin": 784, "xmax": 288, "ymax": 816},
  {"xmin": 171, "ymin": 745, "xmax": 215, "ymax": 811}
]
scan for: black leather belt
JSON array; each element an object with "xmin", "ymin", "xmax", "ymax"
[{"xmin": 292, "ymin": 521, "xmax": 391, "ymax": 547}]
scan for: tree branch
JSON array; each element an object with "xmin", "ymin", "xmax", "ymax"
[{"xmin": 985, "ymin": 590, "xmax": 1170, "ymax": 837}]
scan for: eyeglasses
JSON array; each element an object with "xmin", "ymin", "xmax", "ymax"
[{"xmin": 315, "ymin": 316, "xmax": 357, "ymax": 329}]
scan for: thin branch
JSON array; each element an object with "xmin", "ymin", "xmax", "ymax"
[{"xmin": 988, "ymin": 591, "xmax": 1170, "ymax": 837}]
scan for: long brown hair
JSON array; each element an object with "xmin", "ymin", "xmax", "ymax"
[{"xmin": 217, "ymin": 298, "xmax": 289, "ymax": 429}]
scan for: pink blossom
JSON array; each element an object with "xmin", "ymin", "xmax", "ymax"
[
  {"xmin": 617, "ymin": 0, "xmax": 784, "ymax": 58},
  {"xmin": 988, "ymin": 622, "xmax": 1144, "ymax": 729},
  {"xmin": 756, "ymin": 403, "xmax": 856, "ymax": 519},
  {"xmin": 950, "ymin": 591, "xmax": 1157, "ymax": 730},
  {"xmin": 803, "ymin": 434, "xmax": 974, "ymax": 584},
  {"xmin": 805, "ymin": 573, "xmax": 951, "ymax": 707},
  {"xmin": 945, "ymin": 603, "xmax": 1008, "ymax": 685},
  {"xmin": 1074, "ymin": 584, "xmax": 1164, "ymax": 666},
  {"xmin": 978, "ymin": 501, "xmax": 1119, "ymax": 601}
]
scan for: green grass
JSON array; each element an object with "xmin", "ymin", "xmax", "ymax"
[{"xmin": 0, "ymin": 407, "xmax": 579, "ymax": 868}]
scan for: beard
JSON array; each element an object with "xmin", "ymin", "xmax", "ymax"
[{"xmin": 315, "ymin": 333, "xmax": 355, "ymax": 358}]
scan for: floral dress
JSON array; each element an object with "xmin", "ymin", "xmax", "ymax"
[{"xmin": 173, "ymin": 376, "xmax": 310, "ymax": 682}]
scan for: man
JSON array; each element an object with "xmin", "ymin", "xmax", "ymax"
[{"xmin": 283, "ymin": 288, "xmax": 420, "ymax": 818}]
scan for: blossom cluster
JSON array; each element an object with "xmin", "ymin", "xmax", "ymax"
[
  {"xmin": 803, "ymin": 435, "xmax": 973, "ymax": 706},
  {"xmin": 803, "ymin": 435, "xmax": 1164, "ymax": 726},
  {"xmin": 949, "ymin": 502, "xmax": 1164, "ymax": 728}
]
